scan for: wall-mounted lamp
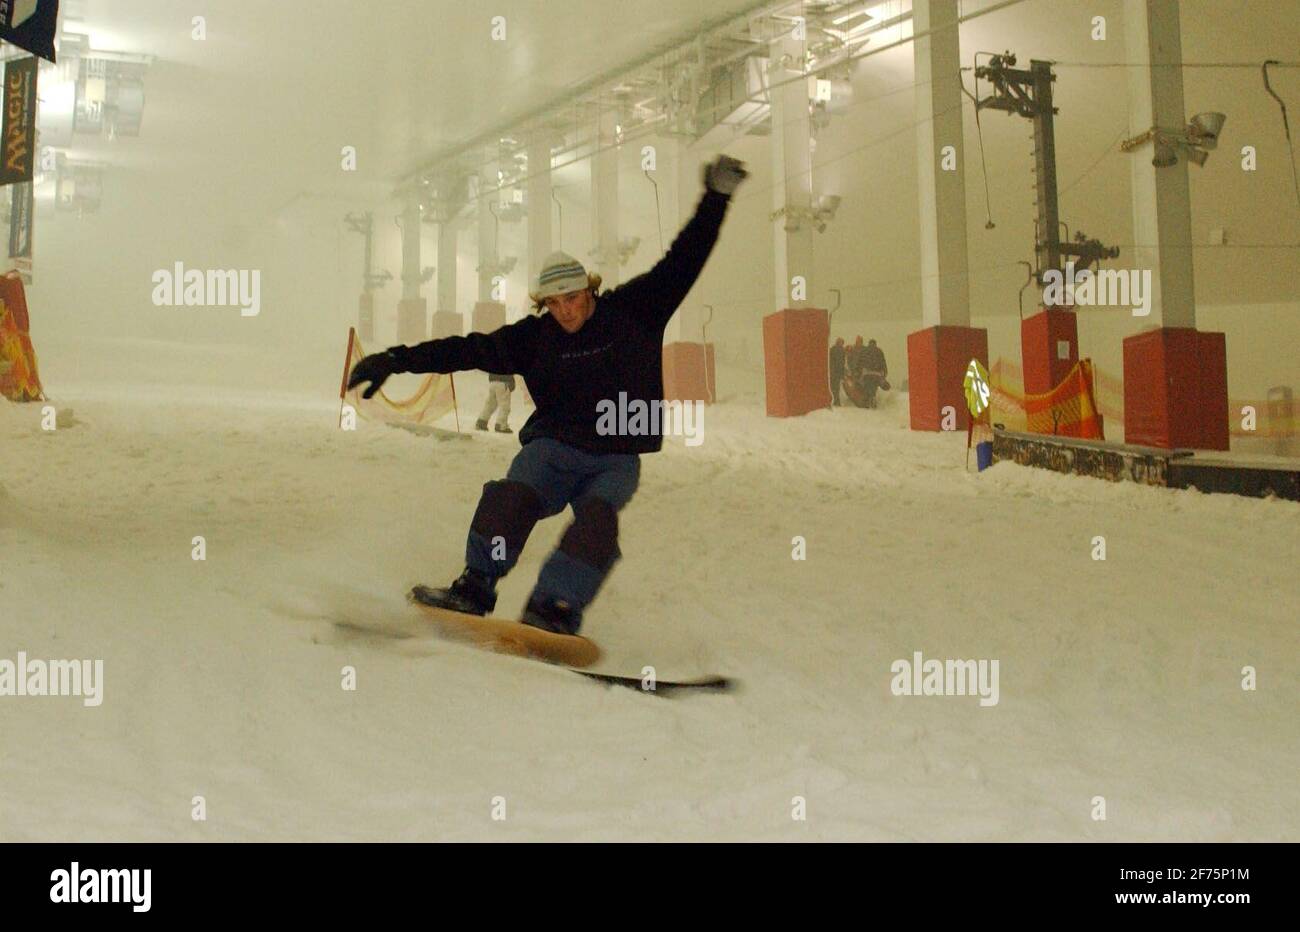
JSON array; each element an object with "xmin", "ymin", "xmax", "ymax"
[{"xmin": 1122, "ymin": 112, "xmax": 1226, "ymax": 167}]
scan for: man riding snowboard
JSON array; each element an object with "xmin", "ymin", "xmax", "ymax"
[{"xmin": 348, "ymin": 154, "xmax": 747, "ymax": 636}]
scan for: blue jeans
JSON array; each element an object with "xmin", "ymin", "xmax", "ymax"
[{"xmin": 465, "ymin": 438, "xmax": 641, "ymax": 615}]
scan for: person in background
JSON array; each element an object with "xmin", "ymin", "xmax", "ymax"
[
  {"xmin": 847, "ymin": 336, "xmax": 866, "ymax": 384},
  {"xmin": 860, "ymin": 338, "xmax": 889, "ymax": 409},
  {"xmin": 828, "ymin": 337, "xmax": 846, "ymax": 406},
  {"xmin": 476, "ymin": 372, "xmax": 516, "ymax": 433}
]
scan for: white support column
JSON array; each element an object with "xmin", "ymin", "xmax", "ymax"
[
  {"xmin": 477, "ymin": 160, "xmax": 499, "ymax": 303},
  {"xmin": 591, "ymin": 110, "xmax": 621, "ymax": 289},
  {"xmin": 436, "ymin": 218, "xmax": 457, "ymax": 314},
  {"xmin": 913, "ymin": 0, "xmax": 971, "ymax": 328},
  {"xmin": 663, "ymin": 134, "xmax": 700, "ymax": 343},
  {"xmin": 1124, "ymin": 0, "xmax": 1195, "ymax": 328},
  {"xmin": 526, "ymin": 134, "xmax": 554, "ymax": 288},
  {"xmin": 770, "ymin": 29, "xmax": 815, "ymax": 314},
  {"xmin": 395, "ymin": 194, "xmax": 428, "ymax": 344},
  {"xmin": 400, "ymin": 197, "xmax": 422, "ymax": 302}
]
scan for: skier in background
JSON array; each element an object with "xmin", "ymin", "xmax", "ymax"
[
  {"xmin": 860, "ymin": 338, "xmax": 889, "ymax": 408},
  {"xmin": 828, "ymin": 337, "xmax": 846, "ymax": 407},
  {"xmin": 347, "ymin": 155, "xmax": 748, "ymax": 636},
  {"xmin": 476, "ymin": 372, "xmax": 516, "ymax": 433}
]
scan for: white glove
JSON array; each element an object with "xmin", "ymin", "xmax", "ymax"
[{"xmin": 704, "ymin": 155, "xmax": 749, "ymax": 196}]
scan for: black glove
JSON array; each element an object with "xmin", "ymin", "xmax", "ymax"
[
  {"xmin": 347, "ymin": 348, "xmax": 405, "ymax": 399},
  {"xmin": 704, "ymin": 154, "xmax": 748, "ymax": 196}
]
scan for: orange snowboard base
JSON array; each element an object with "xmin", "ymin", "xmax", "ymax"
[{"xmin": 411, "ymin": 602, "xmax": 602, "ymax": 668}]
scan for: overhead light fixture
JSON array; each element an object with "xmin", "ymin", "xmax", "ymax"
[
  {"xmin": 770, "ymin": 195, "xmax": 843, "ymax": 234},
  {"xmin": 1121, "ymin": 111, "xmax": 1227, "ymax": 167},
  {"xmin": 1189, "ymin": 111, "xmax": 1225, "ymax": 149},
  {"xmin": 1151, "ymin": 144, "xmax": 1178, "ymax": 168}
]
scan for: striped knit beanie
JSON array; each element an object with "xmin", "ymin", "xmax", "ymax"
[{"xmin": 531, "ymin": 251, "xmax": 589, "ymax": 302}]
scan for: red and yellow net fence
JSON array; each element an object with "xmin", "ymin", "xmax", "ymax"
[
  {"xmin": 988, "ymin": 358, "xmax": 1104, "ymax": 439},
  {"xmin": 990, "ymin": 357, "xmax": 1298, "ymax": 441},
  {"xmin": 0, "ymin": 272, "xmax": 43, "ymax": 402},
  {"xmin": 338, "ymin": 327, "xmax": 459, "ymax": 429}
]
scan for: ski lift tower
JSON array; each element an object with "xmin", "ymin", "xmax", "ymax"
[{"xmin": 974, "ymin": 53, "xmax": 1119, "ymax": 396}]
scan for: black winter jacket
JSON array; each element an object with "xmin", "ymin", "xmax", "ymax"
[
  {"xmin": 386, "ymin": 189, "xmax": 732, "ymax": 454},
  {"xmin": 829, "ymin": 344, "xmax": 846, "ymax": 377}
]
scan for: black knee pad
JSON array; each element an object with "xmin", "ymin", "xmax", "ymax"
[
  {"xmin": 559, "ymin": 496, "xmax": 621, "ymax": 572},
  {"xmin": 471, "ymin": 479, "xmax": 543, "ymax": 551}
]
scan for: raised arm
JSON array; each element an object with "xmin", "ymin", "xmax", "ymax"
[{"xmin": 604, "ymin": 155, "xmax": 746, "ymax": 331}]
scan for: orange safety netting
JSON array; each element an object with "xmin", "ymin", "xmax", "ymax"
[
  {"xmin": 338, "ymin": 327, "xmax": 458, "ymax": 429},
  {"xmin": 991, "ymin": 357, "xmax": 1298, "ymax": 440},
  {"xmin": 989, "ymin": 358, "xmax": 1104, "ymax": 439},
  {"xmin": 0, "ymin": 271, "xmax": 43, "ymax": 402}
]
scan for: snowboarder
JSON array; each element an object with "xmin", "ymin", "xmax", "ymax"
[
  {"xmin": 828, "ymin": 337, "xmax": 846, "ymax": 407},
  {"xmin": 476, "ymin": 372, "xmax": 516, "ymax": 433},
  {"xmin": 347, "ymin": 154, "xmax": 748, "ymax": 636}
]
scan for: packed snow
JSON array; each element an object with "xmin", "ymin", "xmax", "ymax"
[{"xmin": 1, "ymin": 336, "xmax": 1295, "ymax": 841}]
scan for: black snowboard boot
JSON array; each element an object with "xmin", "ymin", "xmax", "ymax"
[
  {"xmin": 520, "ymin": 595, "xmax": 581, "ymax": 637},
  {"xmin": 409, "ymin": 568, "xmax": 497, "ymax": 616},
  {"xmin": 475, "ymin": 419, "xmax": 489, "ymax": 431},
  {"xmin": 494, "ymin": 423, "xmax": 513, "ymax": 434}
]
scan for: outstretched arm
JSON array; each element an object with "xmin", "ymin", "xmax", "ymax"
[
  {"xmin": 398, "ymin": 318, "xmax": 537, "ymax": 375},
  {"xmin": 348, "ymin": 316, "xmax": 538, "ymax": 398}
]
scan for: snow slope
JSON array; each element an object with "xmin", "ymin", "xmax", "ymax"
[{"xmin": 1, "ymin": 339, "xmax": 1296, "ymax": 841}]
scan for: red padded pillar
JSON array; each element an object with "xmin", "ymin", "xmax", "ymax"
[
  {"xmin": 663, "ymin": 342, "xmax": 716, "ymax": 404},
  {"xmin": 762, "ymin": 307, "xmax": 830, "ymax": 418},
  {"xmin": 1021, "ymin": 307, "xmax": 1078, "ymax": 394},
  {"xmin": 358, "ymin": 292, "xmax": 375, "ymax": 343},
  {"xmin": 471, "ymin": 300, "xmax": 506, "ymax": 334},
  {"xmin": 397, "ymin": 297, "xmax": 427, "ymax": 344},
  {"xmin": 906, "ymin": 324, "xmax": 988, "ymax": 431},
  {"xmin": 430, "ymin": 311, "xmax": 462, "ymax": 338},
  {"xmin": 1122, "ymin": 327, "xmax": 1228, "ymax": 450}
]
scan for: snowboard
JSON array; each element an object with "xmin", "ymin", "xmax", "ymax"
[
  {"xmin": 324, "ymin": 594, "xmax": 736, "ymax": 694},
  {"xmin": 572, "ymin": 669, "xmax": 734, "ymax": 694},
  {"xmin": 412, "ymin": 601, "xmax": 602, "ymax": 668}
]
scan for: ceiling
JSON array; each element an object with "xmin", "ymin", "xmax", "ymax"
[
  {"xmin": 26, "ymin": 0, "xmax": 1300, "ymax": 330},
  {"xmin": 59, "ymin": 0, "xmax": 768, "ymax": 217}
]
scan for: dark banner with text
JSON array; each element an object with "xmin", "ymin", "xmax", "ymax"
[{"xmin": 2, "ymin": 53, "xmax": 37, "ymax": 186}]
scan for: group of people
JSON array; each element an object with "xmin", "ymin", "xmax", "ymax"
[{"xmin": 829, "ymin": 336, "xmax": 889, "ymax": 409}]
